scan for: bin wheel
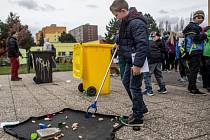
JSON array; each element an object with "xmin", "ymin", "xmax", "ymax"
[
  {"xmin": 33, "ymin": 77, "xmax": 41, "ymax": 84},
  {"xmin": 78, "ymin": 83, "xmax": 84, "ymax": 92},
  {"xmin": 87, "ymin": 86, "xmax": 97, "ymax": 96}
]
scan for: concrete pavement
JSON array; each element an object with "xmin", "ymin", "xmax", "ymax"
[{"xmin": 0, "ymin": 71, "xmax": 209, "ymax": 140}]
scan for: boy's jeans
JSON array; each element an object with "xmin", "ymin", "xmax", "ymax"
[
  {"xmin": 118, "ymin": 55, "xmax": 126, "ymax": 80},
  {"xmin": 122, "ymin": 63, "xmax": 146, "ymax": 120},
  {"xmin": 143, "ymin": 63, "xmax": 166, "ymax": 91}
]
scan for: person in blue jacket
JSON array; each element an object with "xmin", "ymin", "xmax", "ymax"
[{"xmin": 183, "ymin": 10, "xmax": 207, "ymax": 95}]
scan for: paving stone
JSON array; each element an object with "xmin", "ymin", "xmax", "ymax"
[
  {"xmin": 161, "ymin": 108, "xmax": 201, "ymax": 124},
  {"xmin": 115, "ymin": 126, "xmax": 159, "ymax": 140}
]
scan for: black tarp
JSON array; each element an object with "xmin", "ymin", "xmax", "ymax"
[{"xmin": 4, "ymin": 108, "xmax": 123, "ymax": 140}]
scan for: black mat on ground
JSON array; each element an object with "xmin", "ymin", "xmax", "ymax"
[{"xmin": 4, "ymin": 108, "xmax": 123, "ymax": 140}]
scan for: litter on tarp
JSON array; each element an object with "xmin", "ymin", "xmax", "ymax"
[
  {"xmin": 0, "ymin": 121, "xmax": 19, "ymax": 128},
  {"xmin": 36, "ymin": 128, "xmax": 61, "ymax": 139},
  {"xmin": 4, "ymin": 108, "xmax": 123, "ymax": 140}
]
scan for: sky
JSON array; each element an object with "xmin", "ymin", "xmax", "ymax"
[{"xmin": 0, "ymin": 0, "xmax": 208, "ymax": 37}]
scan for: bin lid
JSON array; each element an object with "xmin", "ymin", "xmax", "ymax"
[{"xmin": 81, "ymin": 43, "xmax": 113, "ymax": 48}]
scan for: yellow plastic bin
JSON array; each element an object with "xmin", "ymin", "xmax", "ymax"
[{"xmin": 73, "ymin": 43, "xmax": 113, "ymax": 96}]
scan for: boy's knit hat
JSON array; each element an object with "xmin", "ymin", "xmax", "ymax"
[{"xmin": 193, "ymin": 10, "xmax": 205, "ymax": 19}]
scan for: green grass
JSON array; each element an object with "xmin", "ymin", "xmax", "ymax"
[{"xmin": 0, "ymin": 64, "xmax": 72, "ymax": 75}]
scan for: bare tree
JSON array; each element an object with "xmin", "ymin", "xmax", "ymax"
[
  {"xmin": 168, "ymin": 23, "xmax": 171, "ymax": 31},
  {"xmin": 165, "ymin": 20, "xmax": 169, "ymax": 31},
  {"xmin": 190, "ymin": 12, "xmax": 193, "ymax": 22},
  {"xmin": 174, "ymin": 23, "xmax": 179, "ymax": 32},
  {"xmin": 179, "ymin": 18, "xmax": 185, "ymax": 31},
  {"xmin": 158, "ymin": 21, "xmax": 164, "ymax": 33}
]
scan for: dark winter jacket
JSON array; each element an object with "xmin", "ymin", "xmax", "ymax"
[
  {"xmin": 118, "ymin": 7, "xmax": 149, "ymax": 67},
  {"xmin": 148, "ymin": 40, "xmax": 162, "ymax": 64},
  {"xmin": 161, "ymin": 36, "xmax": 169, "ymax": 53},
  {"xmin": 183, "ymin": 22, "xmax": 207, "ymax": 55},
  {"xmin": 166, "ymin": 40, "xmax": 176, "ymax": 54},
  {"xmin": 7, "ymin": 37, "xmax": 21, "ymax": 58}
]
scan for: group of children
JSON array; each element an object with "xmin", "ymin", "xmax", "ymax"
[{"xmin": 110, "ymin": 0, "xmax": 209, "ymax": 128}]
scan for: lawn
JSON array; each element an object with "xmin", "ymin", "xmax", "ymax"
[{"xmin": 0, "ymin": 63, "xmax": 72, "ymax": 75}]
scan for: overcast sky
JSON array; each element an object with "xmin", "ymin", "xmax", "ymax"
[{"xmin": 0, "ymin": 0, "xmax": 208, "ymax": 37}]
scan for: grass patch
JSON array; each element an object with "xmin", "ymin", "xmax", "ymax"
[{"xmin": 0, "ymin": 63, "xmax": 72, "ymax": 75}]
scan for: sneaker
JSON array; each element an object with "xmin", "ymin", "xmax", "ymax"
[
  {"xmin": 143, "ymin": 90, "xmax": 154, "ymax": 96},
  {"xmin": 157, "ymin": 88, "xmax": 167, "ymax": 94},
  {"xmin": 178, "ymin": 77, "xmax": 186, "ymax": 82},
  {"xmin": 190, "ymin": 89, "xmax": 207, "ymax": 95},
  {"xmin": 128, "ymin": 117, "xmax": 144, "ymax": 127}
]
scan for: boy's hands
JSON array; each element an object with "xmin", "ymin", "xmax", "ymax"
[
  {"xmin": 113, "ymin": 43, "xmax": 119, "ymax": 49},
  {"xmin": 132, "ymin": 65, "xmax": 141, "ymax": 76}
]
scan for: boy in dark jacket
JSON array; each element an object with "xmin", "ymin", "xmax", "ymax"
[
  {"xmin": 143, "ymin": 32, "xmax": 167, "ymax": 95},
  {"xmin": 7, "ymin": 31, "xmax": 22, "ymax": 81},
  {"xmin": 110, "ymin": 0, "xmax": 148, "ymax": 126},
  {"xmin": 183, "ymin": 10, "xmax": 207, "ymax": 95}
]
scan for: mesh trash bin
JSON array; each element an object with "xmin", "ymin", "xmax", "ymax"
[
  {"xmin": 32, "ymin": 51, "xmax": 54, "ymax": 84},
  {"xmin": 73, "ymin": 43, "xmax": 113, "ymax": 95}
]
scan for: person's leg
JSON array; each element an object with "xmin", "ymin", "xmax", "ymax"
[
  {"xmin": 16, "ymin": 58, "xmax": 20, "ymax": 78},
  {"xmin": 154, "ymin": 63, "xmax": 167, "ymax": 93},
  {"xmin": 200, "ymin": 56, "xmax": 207, "ymax": 88},
  {"xmin": 171, "ymin": 53, "xmax": 175, "ymax": 70},
  {"xmin": 142, "ymin": 72, "xmax": 153, "ymax": 95},
  {"xmin": 161, "ymin": 53, "xmax": 166, "ymax": 71},
  {"xmin": 10, "ymin": 57, "xmax": 19, "ymax": 80},
  {"xmin": 187, "ymin": 54, "xmax": 205, "ymax": 94},
  {"xmin": 122, "ymin": 64, "xmax": 132, "ymax": 100},
  {"xmin": 10, "ymin": 57, "xmax": 16, "ymax": 80},
  {"xmin": 129, "ymin": 72, "xmax": 144, "ymax": 122},
  {"xmin": 118, "ymin": 56, "xmax": 126, "ymax": 80},
  {"xmin": 205, "ymin": 57, "xmax": 210, "ymax": 91},
  {"xmin": 123, "ymin": 64, "xmax": 148, "ymax": 113},
  {"xmin": 165, "ymin": 53, "xmax": 170, "ymax": 70}
]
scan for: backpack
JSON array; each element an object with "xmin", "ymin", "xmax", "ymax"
[{"xmin": 203, "ymin": 29, "xmax": 210, "ymax": 57}]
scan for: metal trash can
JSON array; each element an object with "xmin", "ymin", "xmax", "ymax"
[{"xmin": 32, "ymin": 51, "xmax": 54, "ymax": 84}]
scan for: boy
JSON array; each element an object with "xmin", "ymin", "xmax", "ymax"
[
  {"xmin": 143, "ymin": 32, "xmax": 167, "ymax": 96},
  {"xmin": 7, "ymin": 31, "xmax": 22, "ymax": 81},
  {"xmin": 183, "ymin": 10, "xmax": 207, "ymax": 95},
  {"xmin": 110, "ymin": 0, "xmax": 148, "ymax": 126}
]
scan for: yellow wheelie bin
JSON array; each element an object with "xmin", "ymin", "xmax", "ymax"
[{"xmin": 73, "ymin": 43, "xmax": 113, "ymax": 96}]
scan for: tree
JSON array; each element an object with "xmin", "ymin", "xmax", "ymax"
[
  {"xmin": 190, "ymin": 12, "xmax": 193, "ymax": 22},
  {"xmin": 0, "ymin": 20, "xmax": 9, "ymax": 40},
  {"xmin": 6, "ymin": 12, "xmax": 34, "ymax": 50},
  {"xmin": 165, "ymin": 20, "xmax": 169, "ymax": 31},
  {"xmin": 104, "ymin": 18, "xmax": 120, "ymax": 44},
  {"xmin": 144, "ymin": 13, "xmax": 159, "ymax": 33},
  {"xmin": 168, "ymin": 23, "xmax": 171, "ymax": 31},
  {"xmin": 38, "ymin": 32, "xmax": 44, "ymax": 46},
  {"xmin": 18, "ymin": 27, "xmax": 35, "ymax": 51},
  {"xmin": 179, "ymin": 18, "xmax": 185, "ymax": 31},
  {"xmin": 58, "ymin": 32, "xmax": 77, "ymax": 43},
  {"xmin": 174, "ymin": 23, "xmax": 179, "ymax": 32}
]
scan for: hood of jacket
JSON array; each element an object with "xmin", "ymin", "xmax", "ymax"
[{"xmin": 123, "ymin": 7, "xmax": 147, "ymax": 25}]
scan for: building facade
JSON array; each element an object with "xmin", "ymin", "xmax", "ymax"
[
  {"xmin": 36, "ymin": 24, "xmax": 66, "ymax": 45},
  {"xmin": 70, "ymin": 24, "xmax": 98, "ymax": 43}
]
